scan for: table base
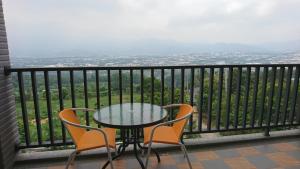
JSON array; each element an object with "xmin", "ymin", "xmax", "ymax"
[{"xmin": 102, "ymin": 128, "xmax": 160, "ymax": 169}]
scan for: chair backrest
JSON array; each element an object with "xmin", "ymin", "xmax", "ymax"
[
  {"xmin": 172, "ymin": 104, "xmax": 193, "ymax": 138},
  {"xmin": 59, "ymin": 109, "xmax": 85, "ymax": 145}
]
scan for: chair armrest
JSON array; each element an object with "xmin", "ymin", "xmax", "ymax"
[
  {"xmin": 162, "ymin": 104, "xmax": 184, "ymax": 109},
  {"xmin": 69, "ymin": 108, "xmax": 96, "ymax": 112}
]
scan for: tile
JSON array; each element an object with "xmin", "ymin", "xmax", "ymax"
[
  {"xmin": 194, "ymin": 151, "xmax": 219, "ymax": 161},
  {"xmin": 287, "ymin": 151, "xmax": 300, "ymax": 160},
  {"xmin": 215, "ymin": 149, "xmax": 240, "ymax": 158},
  {"xmin": 142, "ymin": 156, "xmax": 160, "ymax": 169},
  {"xmin": 289, "ymin": 141, "xmax": 300, "ymax": 148},
  {"xmin": 254, "ymin": 145, "xmax": 277, "ymax": 153},
  {"xmin": 143, "ymin": 155, "xmax": 176, "ymax": 169},
  {"xmin": 272, "ymin": 143, "xmax": 299, "ymax": 152},
  {"xmin": 172, "ymin": 153, "xmax": 197, "ymax": 163},
  {"xmin": 13, "ymin": 138, "xmax": 300, "ymax": 169},
  {"xmin": 176, "ymin": 162, "xmax": 204, "ymax": 169},
  {"xmin": 285, "ymin": 165, "xmax": 300, "ymax": 169},
  {"xmin": 159, "ymin": 155, "xmax": 176, "ymax": 165},
  {"xmin": 224, "ymin": 157, "xmax": 256, "ymax": 169},
  {"xmin": 74, "ymin": 162, "xmax": 100, "ymax": 169},
  {"xmin": 125, "ymin": 158, "xmax": 144, "ymax": 169},
  {"xmin": 246, "ymin": 155, "xmax": 277, "ymax": 169},
  {"xmin": 266, "ymin": 152, "xmax": 300, "ymax": 167},
  {"xmin": 147, "ymin": 156, "xmax": 160, "ymax": 164},
  {"xmin": 202, "ymin": 159, "xmax": 231, "ymax": 169},
  {"xmin": 153, "ymin": 164, "xmax": 177, "ymax": 169},
  {"xmin": 237, "ymin": 147, "xmax": 261, "ymax": 156},
  {"xmin": 113, "ymin": 159, "xmax": 126, "ymax": 169}
]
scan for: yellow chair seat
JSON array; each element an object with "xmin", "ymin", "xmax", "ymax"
[
  {"xmin": 144, "ymin": 126, "xmax": 179, "ymax": 145},
  {"xmin": 77, "ymin": 128, "xmax": 116, "ymax": 152}
]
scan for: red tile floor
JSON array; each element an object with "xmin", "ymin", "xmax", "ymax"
[{"xmin": 14, "ymin": 137, "xmax": 300, "ymax": 169}]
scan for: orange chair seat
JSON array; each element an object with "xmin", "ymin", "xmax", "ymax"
[
  {"xmin": 144, "ymin": 126, "xmax": 179, "ymax": 145},
  {"xmin": 76, "ymin": 128, "xmax": 116, "ymax": 152}
]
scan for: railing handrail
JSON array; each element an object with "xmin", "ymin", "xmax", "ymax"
[{"xmin": 6, "ymin": 63, "xmax": 300, "ymax": 73}]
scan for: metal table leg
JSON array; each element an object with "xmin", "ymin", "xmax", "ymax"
[
  {"xmin": 133, "ymin": 128, "xmax": 146, "ymax": 169},
  {"xmin": 102, "ymin": 129, "xmax": 128, "ymax": 169},
  {"xmin": 102, "ymin": 128, "xmax": 160, "ymax": 169}
]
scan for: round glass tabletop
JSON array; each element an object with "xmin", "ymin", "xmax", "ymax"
[{"xmin": 93, "ymin": 103, "xmax": 168, "ymax": 128}]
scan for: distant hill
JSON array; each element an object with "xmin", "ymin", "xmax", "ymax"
[
  {"xmin": 258, "ymin": 40, "xmax": 300, "ymax": 52},
  {"xmin": 9, "ymin": 39, "xmax": 300, "ymax": 58}
]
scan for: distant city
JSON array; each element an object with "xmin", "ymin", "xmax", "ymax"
[{"xmin": 11, "ymin": 52, "xmax": 300, "ymax": 68}]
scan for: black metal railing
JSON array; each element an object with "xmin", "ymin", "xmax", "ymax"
[{"xmin": 5, "ymin": 64, "xmax": 300, "ymax": 149}]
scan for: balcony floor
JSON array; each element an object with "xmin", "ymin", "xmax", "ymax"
[{"xmin": 14, "ymin": 137, "xmax": 300, "ymax": 169}]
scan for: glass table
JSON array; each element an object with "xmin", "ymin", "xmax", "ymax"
[{"xmin": 93, "ymin": 103, "xmax": 168, "ymax": 169}]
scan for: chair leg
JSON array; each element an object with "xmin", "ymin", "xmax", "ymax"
[
  {"xmin": 141, "ymin": 143, "xmax": 145, "ymax": 157},
  {"xmin": 145, "ymin": 142, "xmax": 153, "ymax": 169},
  {"xmin": 105, "ymin": 146, "xmax": 114, "ymax": 169},
  {"xmin": 180, "ymin": 143, "xmax": 192, "ymax": 169},
  {"xmin": 71, "ymin": 152, "xmax": 80, "ymax": 165},
  {"xmin": 180, "ymin": 146, "xmax": 187, "ymax": 158},
  {"xmin": 114, "ymin": 147, "xmax": 118, "ymax": 156},
  {"xmin": 66, "ymin": 150, "xmax": 77, "ymax": 169}
]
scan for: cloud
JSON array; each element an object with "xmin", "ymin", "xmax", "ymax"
[{"xmin": 2, "ymin": 0, "xmax": 300, "ymax": 55}]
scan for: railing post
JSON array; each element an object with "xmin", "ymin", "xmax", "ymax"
[
  {"xmin": 264, "ymin": 128, "xmax": 270, "ymax": 137},
  {"xmin": 4, "ymin": 66, "xmax": 10, "ymax": 76}
]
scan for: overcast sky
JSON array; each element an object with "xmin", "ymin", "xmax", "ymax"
[{"xmin": 3, "ymin": 0, "xmax": 300, "ymax": 56}]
